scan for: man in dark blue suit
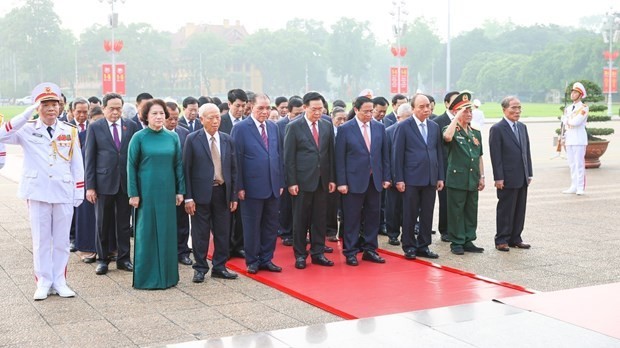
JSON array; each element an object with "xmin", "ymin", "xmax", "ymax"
[
  {"xmin": 335, "ymin": 96, "xmax": 391, "ymax": 266},
  {"xmin": 384, "ymin": 94, "xmax": 408, "ymax": 125},
  {"xmin": 392, "ymin": 94, "xmax": 444, "ymax": 260},
  {"xmin": 85, "ymin": 93, "xmax": 138, "ymax": 275},
  {"xmin": 231, "ymin": 94, "xmax": 284, "ymax": 274},
  {"xmin": 489, "ymin": 96, "xmax": 533, "ymax": 251},
  {"xmin": 164, "ymin": 102, "xmax": 193, "ymax": 265},
  {"xmin": 385, "ymin": 103, "xmax": 413, "ymax": 246},
  {"xmin": 276, "ymin": 97, "xmax": 304, "ymax": 247},
  {"xmin": 130, "ymin": 92, "xmax": 153, "ymax": 130},
  {"xmin": 184, "ymin": 103, "xmax": 239, "ymax": 282},
  {"xmin": 284, "ymin": 92, "xmax": 336, "ymax": 270},
  {"xmin": 178, "ymin": 96, "xmax": 202, "ymax": 133}
]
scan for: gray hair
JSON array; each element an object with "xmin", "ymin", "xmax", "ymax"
[
  {"xmin": 396, "ymin": 103, "xmax": 413, "ymax": 118},
  {"xmin": 501, "ymin": 96, "xmax": 519, "ymax": 109},
  {"xmin": 71, "ymin": 97, "xmax": 89, "ymax": 110},
  {"xmin": 121, "ymin": 103, "xmax": 137, "ymax": 118}
]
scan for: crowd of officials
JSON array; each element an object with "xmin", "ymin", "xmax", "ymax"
[{"xmin": 2, "ymin": 81, "xmax": 591, "ymax": 300}]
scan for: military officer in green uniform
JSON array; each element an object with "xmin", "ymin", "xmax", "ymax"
[{"xmin": 442, "ymin": 91, "xmax": 486, "ymax": 255}]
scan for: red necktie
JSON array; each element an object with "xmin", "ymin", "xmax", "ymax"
[
  {"xmin": 80, "ymin": 123, "xmax": 85, "ymax": 132},
  {"xmin": 260, "ymin": 123, "xmax": 268, "ymax": 149},
  {"xmin": 312, "ymin": 122, "xmax": 319, "ymax": 147}
]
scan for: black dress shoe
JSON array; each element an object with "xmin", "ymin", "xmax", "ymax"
[
  {"xmin": 82, "ymin": 256, "xmax": 96, "ymax": 264},
  {"xmin": 311, "ymin": 254, "xmax": 334, "ymax": 266},
  {"xmin": 362, "ymin": 250, "xmax": 386, "ymax": 263},
  {"xmin": 259, "ymin": 261, "xmax": 282, "ymax": 272},
  {"xmin": 295, "ymin": 257, "xmax": 307, "ymax": 269},
  {"xmin": 247, "ymin": 264, "xmax": 258, "ymax": 274},
  {"xmin": 95, "ymin": 262, "xmax": 108, "ymax": 275},
  {"xmin": 323, "ymin": 245, "xmax": 334, "ymax": 253},
  {"xmin": 69, "ymin": 240, "xmax": 77, "ymax": 252},
  {"xmin": 282, "ymin": 238, "xmax": 293, "ymax": 246},
  {"xmin": 117, "ymin": 261, "xmax": 133, "ymax": 272},
  {"xmin": 463, "ymin": 243, "xmax": 485, "ymax": 253},
  {"xmin": 192, "ymin": 270, "xmax": 206, "ymax": 283},
  {"xmin": 379, "ymin": 226, "xmax": 388, "ymax": 236},
  {"xmin": 508, "ymin": 242, "xmax": 531, "ymax": 249},
  {"xmin": 211, "ymin": 269, "xmax": 238, "ymax": 279},
  {"xmin": 178, "ymin": 255, "xmax": 193, "ymax": 265},
  {"xmin": 415, "ymin": 248, "xmax": 439, "ymax": 259},
  {"xmin": 345, "ymin": 255, "xmax": 359, "ymax": 266},
  {"xmin": 431, "ymin": 230, "xmax": 437, "ymax": 235},
  {"xmin": 495, "ymin": 244, "xmax": 510, "ymax": 252},
  {"xmin": 230, "ymin": 250, "xmax": 246, "ymax": 259},
  {"xmin": 451, "ymin": 245, "xmax": 465, "ymax": 255},
  {"xmin": 388, "ymin": 237, "xmax": 401, "ymax": 246},
  {"xmin": 404, "ymin": 250, "xmax": 416, "ymax": 260},
  {"xmin": 440, "ymin": 235, "xmax": 451, "ymax": 242}
]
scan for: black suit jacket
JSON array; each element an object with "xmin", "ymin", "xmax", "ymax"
[
  {"xmin": 178, "ymin": 117, "xmax": 203, "ymax": 133},
  {"xmin": 433, "ymin": 111, "xmax": 452, "ymax": 171},
  {"xmin": 85, "ymin": 118, "xmax": 137, "ymax": 195},
  {"xmin": 489, "ymin": 118, "xmax": 533, "ymax": 188},
  {"xmin": 219, "ymin": 113, "xmax": 244, "ymax": 135},
  {"xmin": 174, "ymin": 126, "xmax": 189, "ymax": 151},
  {"xmin": 385, "ymin": 111, "xmax": 397, "ymax": 125},
  {"xmin": 183, "ymin": 130, "xmax": 237, "ymax": 205},
  {"xmin": 284, "ymin": 116, "xmax": 335, "ymax": 192},
  {"xmin": 131, "ymin": 114, "xmax": 145, "ymax": 130}
]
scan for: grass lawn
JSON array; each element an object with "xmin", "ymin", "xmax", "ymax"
[{"xmin": 0, "ymin": 106, "xmax": 29, "ymax": 121}]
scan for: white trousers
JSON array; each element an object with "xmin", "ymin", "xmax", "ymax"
[
  {"xmin": 566, "ymin": 145, "xmax": 586, "ymax": 191},
  {"xmin": 28, "ymin": 200, "xmax": 73, "ymax": 289}
]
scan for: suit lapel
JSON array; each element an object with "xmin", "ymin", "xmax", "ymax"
[
  {"xmin": 352, "ymin": 121, "xmax": 369, "ymax": 152},
  {"xmin": 301, "ymin": 119, "xmax": 318, "ymax": 150},
  {"xmin": 119, "ymin": 120, "xmax": 132, "ymax": 151},
  {"xmin": 198, "ymin": 130, "xmax": 213, "ymax": 161},
  {"xmin": 409, "ymin": 118, "xmax": 426, "ymax": 145},
  {"xmin": 248, "ymin": 118, "xmax": 267, "ymax": 152},
  {"xmin": 101, "ymin": 119, "xmax": 117, "ymax": 149},
  {"xmin": 502, "ymin": 119, "xmax": 520, "ymax": 147}
]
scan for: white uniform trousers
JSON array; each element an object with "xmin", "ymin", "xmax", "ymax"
[
  {"xmin": 566, "ymin": 145, "xmax": 586, "ymax": 191},
  {"xmin": 28, "ymin": 200, "xmax": 73, "ymax": 289}
]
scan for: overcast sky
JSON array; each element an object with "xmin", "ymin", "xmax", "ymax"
[{"xmin": 0, "ymin": 0, "xmax": 616, "ymax": 42}]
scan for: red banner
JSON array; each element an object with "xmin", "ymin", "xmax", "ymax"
[
  {"xmin": 390, "ymin": 67, "xmax": 408, "ymax": 94},
  {"xmin": 102, "ymin": 63, "xmax": 126, "ymax": 95},
  {"xmin": 603, "ymin": 67, "xmax": 618, "ymax": 94}
]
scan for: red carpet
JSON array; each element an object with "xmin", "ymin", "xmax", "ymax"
[
  {"xmin": 498, "ymin": 282, "xmax": 620, "ymax": 339},
  {"xmin": 220, "ymin": 240, "xmax": 533, "ymax": 319}
]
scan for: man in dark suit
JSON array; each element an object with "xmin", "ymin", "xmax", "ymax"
[
  {"xmin": 231, "ymin": 94, "xmax": 284, "ymax": 274},
  {"xmin": 371, "ymin": 96, "xmax": 391, "ymax": 235},
  {"xmin": 335, "ymin": 96, "xmax": 391, "ymax": 266},
  {"xmin": 68, "ymin": 98, "xmax": 90, "ymax": 251},
  {"xmin": 164, "ymin": 101, "xmax": 192, "ymax": 265},
  {"xmin": 276, "ymin": 97, "xmax": 304, "ymax": 247},
  {"xmin": 85, "ymin": 93, "xmax": 138, "ymax": 275},
  {"xmin": 184, "ymin": 103, "xmax": 239, "ymax": 282},
  {"xmin": 178, "ymin": 96, "xmax": 202, "ymax": 133},
  {"xmin": 385, "ymin": 103, "xmax": 413, "ymax": 246},
  {"xmin": 393, "ymin": 94, "xmax": 444, "ymax": 260},
  {"xmin": 130, "ymin": 92, "xmax": 153, "ymax": 130},
  {"xmin": 384, "ymin": 94, "xmax": 408, "ymax": 125},
  {"xmin": 220, "ymin": 89, "xmax": 248, "ymax": 135},
  {"xmin": 429, "ymin": 91, "xmax": 459, "ymax": 242},
  {"xmin": 489, "ymin": 96, "xmax": 533, "ymax": 251},
  {"xmin": 284, "ymin": 91, "xmax": 336, "ymax": 270}
]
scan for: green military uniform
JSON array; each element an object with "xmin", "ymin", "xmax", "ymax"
[{"xmin": 443, "ymin": 124, "xmax": 483, "ymax": 248}]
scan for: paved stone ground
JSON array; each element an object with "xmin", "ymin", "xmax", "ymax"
[{"xmin": 0, "ymin": 117, "xmax": 619, "ymax": 347}]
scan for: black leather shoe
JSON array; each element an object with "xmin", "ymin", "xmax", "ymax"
[
  {"xmin": 415, "ymin": 248, "xmax": 439, "ymax": 259},
  {"xmin": 247, "ymin": 264, "xmax": 258, "ymax": 274},
  {"xmin": 69, "ymin": 240, "xmax": 77, "ymax": 252},
  {"xmin": 431, "ymin": 230, "xmax": 437, "ymax": 235},
  {"xmin": 295, "ymin": 257, "xmax": 307, "ymax": 269},
  {"xmin": 463, "ymin": 243, "xmax": 485, "ymax": 253},
  {"xmin": 404, "ymin": 250, "xmax": 416, "ymax": 260},
  {"xmin": 178, "ymin": 255, "xmax": 193, "ymax": 266},
  {"xmin": 440, "ymin": 235, "xmax": 451, "ymax": 242},
  {"xmin": 388, "ymin": 237, "xmax": 400, "ymax": 246},
  {"xmin": 95, "ymin": 262, "xmax": 108, "ymax": 275},
  {"xmin": 259, "ymin": 261, "xmax": 282, "ymax": 272},
  {"xmin": 508, "ymin": 242, "xmax": 531, "ymax": 249},
  {"xmin": 311, "ymin": 254, "xmax": 334, "ymax": 266},
  {"xmin": 495, "ymin": 244, "xmax": 510, "ymax": 252},
  {"xmin": 323, "ymin": 245, "xmax": 334, "ymax": 253},
  {"xmin": 211, "ymin": 269, "xmax": 238, "ymax": 279},
  {"xmin": 451, "ymin": 245, "xmax": 465, "ymax": 255},
  {"xmin": 378, "ymin": 226, "xmax": 388, "ymax": 236},
  {"xmin": 362, "ymin": 250, "xmax": 386, "ymax": 263},
  {"xmin": 282, "ymin": 238, "xmax": 293, "ymax": 246},
  {"xmin": 345, "ymin": 255, "xmax": 359, "ymax": 266},
  {"xmin": 192, "ymin": 270, "xmax": 205, "ymax": 283},
  {"xmin": 230, "ymin": 250, "xmax": 246, "ymax": 259},
  {"xmin": 117, "ymin": 261, "xmax": 133, "ymax": 272},
  {"xmin": 82, "ymin": 256, "xmax": 96, "ymax": 264}
]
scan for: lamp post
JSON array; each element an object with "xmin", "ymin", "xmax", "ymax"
[
  {"xmin": 305, "ymin": 51, "xmax": 320, "ymax": 92},
  {"xmin": 100, "ymin": 0, "xmax": 124, "ymax": 93},
  {"xmin": 602, "ymin": 10, "xmax": 620, "ymax": 116},
  {"xmin": 390, "ymin": 1, "xmax": 408, "ymax": 95}
]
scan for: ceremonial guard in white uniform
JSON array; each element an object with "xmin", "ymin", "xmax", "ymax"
[
  {"xmin": 0, "ymin": 83, "xmax": 84, "ymax": 300},
  {"xmin": 561, "ymin": 82, "xmax": 588, "ymax": 195}
]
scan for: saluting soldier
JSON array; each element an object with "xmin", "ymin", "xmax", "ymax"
[
  {"xmin": 442, "ymin": 91, "xmax": 486, "ymax": 256},
  {"xmin": 0, "ymin": 83, "xmax": 84, "ymax": 300},
  {"xmin": 561, "ymin": 82, "xmax": 589, "ymax": 195}
]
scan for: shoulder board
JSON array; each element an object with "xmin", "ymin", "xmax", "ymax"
[
  {"xmin": 62, "ymin": 121, "xmax": 78, "ymax": 128},
  {"xmin": 27, "ymin": 119, "xmax": 37, "ymax": 123}
]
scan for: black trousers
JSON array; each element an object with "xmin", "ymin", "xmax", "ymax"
[
  {"xmin": 191, "ymin": 185, "xmax": 231, "ymax": 272},
  {"xmin": 95, "ymin": 191, "xmax": 131, "ymax": 263}
]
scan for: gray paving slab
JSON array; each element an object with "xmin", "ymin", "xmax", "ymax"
[{"xmin": 0, "ymin": 117, "xmax": 619, "ymax": 346}]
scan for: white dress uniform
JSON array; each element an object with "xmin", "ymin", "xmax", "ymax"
[
  {"xmin": 0, "ymin": 83, "xmax": 84, "ymax": 300},
  {"xmin": 561, "ymin": 83, "xmax": 589, "ymax": 195}
]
